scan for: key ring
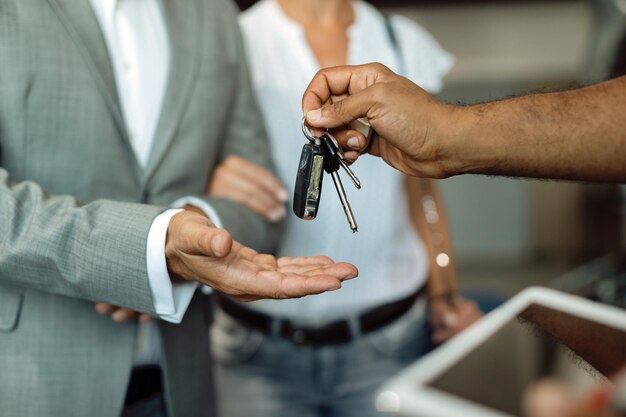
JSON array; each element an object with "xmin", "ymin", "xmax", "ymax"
[{"xmin": 302, "ymin": 115, "xmax": 320, "ymax": 145}]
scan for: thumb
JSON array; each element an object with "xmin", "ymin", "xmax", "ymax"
[
  {"xmin": 197, "ymin": 226, "xmax": 233, "ymax": 258},
  {"xmin": 306, "ymin": 90, "xmax": 375, "ymax": 129}
]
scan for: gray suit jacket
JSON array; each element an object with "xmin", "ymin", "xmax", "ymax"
[{"xmin": 0, "ymin": 0, "xmax": 280, "ymax": 416}]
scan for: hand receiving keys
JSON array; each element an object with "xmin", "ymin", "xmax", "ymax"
[
  {"xmin": 97, "ymin": 209, "xmax": 358, "ymax": 322},
  {"xmin": 165, "ymin": 210, "xmax": 358, "ymax": 302}
]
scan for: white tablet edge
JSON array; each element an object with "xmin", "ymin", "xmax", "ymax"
[{"xmin": 376, "ymin": 287, "xmax": 626, "ymax": 417}]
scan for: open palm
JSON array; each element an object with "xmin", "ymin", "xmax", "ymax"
[{"xmin": 166, "ymin": 211, "xmax": 358, "ymax": 302}]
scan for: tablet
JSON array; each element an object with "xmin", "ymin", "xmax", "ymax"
[{"xmin": 376, "ymin": 287, "xmax": 626, "ymax": 417}]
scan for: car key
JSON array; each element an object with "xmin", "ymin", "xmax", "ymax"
[
  {"xmin": 319, "ymin": 133, "xmax": 360, "ymax": 233},
  {"xmin": 293, "ymin": 120, "xmax": 326, "ymax": 220},
  {"xmin": 293, "ymin": 139, "xmax": 325, "ymax": 220},
  {"xmin": 320, "ymin": 132, "xmax": 361, "ymax": 189}
]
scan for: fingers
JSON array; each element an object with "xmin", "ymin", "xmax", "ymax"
[
  {"xmin": 277, "ymin": 261, "xmax": 358, "ymax": 277},
  {"xmin": 457, "ymin": 300, "xmax": 483, "ymax": 327},
  {"xmin": 305, "ymin": 88, "xmax": 378, "ymax": 130},
  {"xmin": 225, "ymin": 156, "xmax": 288, "ymax": 203},
  {"xmin": 139, "ymin": 314, "xmax": 154, "ymax": 323},
  {"xmin": 215, "ymin": 172, "xmax": 286, "ymax": 222},
  {"xmin": 274, "ymin": 262, "xmax": 359, "ymax": 298},
  {"xmin": 430, "ymin": 313, "xmax": 459, "ymax": 344},
  {"xmin": 95, "ymin": 303, "xmax": 146, "ymax": 324},
  {"xmin": 433, "ymin": 327, "xmax": 457, "ymax": 345},
  {"xmin": 302, "ymin": 63, "xmax": 393, "ymax": 114},
  {"xmin": 333, "ymin": 129, "xmax": 368, "ymax": 160},
  {"xmin": 310, "ymin": 262, "xmax": 359, "ymax": 281},
  {"xmin": 254, "ymin": 253, "xmax": 278, "ymax": 269},
  {"xmin": 95, "ymin": 302, "xmax": 116, "ymax": 316},
  {"xmin": 110, "ymin": 308, "xmax": 138, "ymax": 323},
  {"xmin": 429, "ymin": 298, "xmax": 457, "ymax": 344},
  {"xmin": 281, "ymin": 262, "xmax": 359, "ymax": 289},
  {"xmin": 210, "ymin": 156, "xmax": 288, "ymax": 222},
  {"xmin": 429, "ymin": 297, "xmax": 483, "ymax": 344},
  {"xmin": 277, "ymin": 275, "xmax": 343, "ymax": 298},
  {"xmin": 449, "ymin": 297, "xmax": 482, "ymax": 322},
  {"xmin": 231, "ymin": 261, "xmax": 358, "ymax": 302},
  {"xmin": 276, "ymin": 263, "xmax": 332, "ymax": 275},
  {"xmin": 180, "ymin": 227, "xmax": 358, "ymax": 302},
  {"xmin": 277, "ymin": 255, "xmax": 334, "ymax": 267}
]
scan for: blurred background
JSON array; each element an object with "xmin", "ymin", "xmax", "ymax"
[{"xmin": 239, "ymin": 0, "xmax": 626, "ymax": 306}]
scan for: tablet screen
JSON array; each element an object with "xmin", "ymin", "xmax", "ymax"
[{"xmin": 426, "ymin": 304, "xmax": 624, "ymax": 416}]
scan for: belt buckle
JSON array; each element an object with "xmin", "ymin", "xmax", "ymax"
[
  {"xmin": 281, "ymin": 320, "xmax": 310, "ymax": 345},
  {"xmin": 291, "ymin": 329, "xmax": 308, "ymax": 345}
]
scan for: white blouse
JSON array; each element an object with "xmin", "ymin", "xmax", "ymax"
[{"xmin": 240, "ymin": 0, "xmax": 454, "ymax": 324}]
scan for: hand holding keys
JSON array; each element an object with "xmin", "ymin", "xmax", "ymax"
[{"xmin": 293, "ymin": 118, "xmax": 361, "ymax": 233}]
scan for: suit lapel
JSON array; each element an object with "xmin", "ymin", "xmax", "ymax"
[
  {"xmin": 142, "ymin": 0, "xmax": 202, "ymax": 185},
  {"xmin": 47, "ymin": 0, "xmax": 128, "ymax": 143},
  {"xmin": 46, "ymin": 0, "xmax": 141, "ymax": 177},
  {"xmin": 47, "ymin": 0, "xmax": 201, "ymax": 186}
]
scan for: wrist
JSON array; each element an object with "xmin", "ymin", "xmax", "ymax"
[
  {"xmin": 408, "ymin": 103, "xmax": 472, "ymax": 179},
  {"xmin": 441, "ymin": 103, "xmax": 504, "ymax": 177},
  {"xmin": 432, "ymin": 105, "xmax": 476, "ymax": 177},
  {"xmin": 165, "ymin": 212, "xmax": 185, "ymax": 281}
]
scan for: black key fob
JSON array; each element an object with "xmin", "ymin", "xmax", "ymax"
[
  {"xmin": 293, "ymin": 142, "xmax": 325, "ymax": 220},
  {"xmin": 320, "ymin": 133, "xmax": 341, "ymax": 174}
]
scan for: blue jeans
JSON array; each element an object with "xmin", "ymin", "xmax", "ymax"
[{"xmin": 211, "ymin": 298, "xmax": 431, "ymax": 417}]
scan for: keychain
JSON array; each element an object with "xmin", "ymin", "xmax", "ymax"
[{"xmin": 293, "ymin": 117, "xmax": 361, "ymax": 233}]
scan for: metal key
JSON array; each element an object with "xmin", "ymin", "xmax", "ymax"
[
  {"xmin": 320, "ymin": 132, "xmax": 361, "ymax": 189},
  {"xmin": 320, "ymin": 133, "xmax": 360, "ymax": 233}
]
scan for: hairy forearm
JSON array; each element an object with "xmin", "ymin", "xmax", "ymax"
[
  {"xmin": 444, "ymin": 76, "xmax": 626, "ymax": 182},
  {"xmin": 520, "ymin": 304, "xmax": 626, "ymax": 377}
]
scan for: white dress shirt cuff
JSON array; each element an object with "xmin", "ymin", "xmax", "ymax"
[
  {"xmin": 171, "ymin": 196, "xmax": 224, "ymax": 295},
  {"xmin": 146, "ymin": 208, "xmax": 197, "ymax": 324}
]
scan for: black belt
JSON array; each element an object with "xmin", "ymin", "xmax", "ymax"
[
  {"xmin": 216, "ymin": 286, "xmax": 425, "ymax": 346},
  {"xmin": 125, "ymin": 365, "xmax": 163, "ymax": 407}
]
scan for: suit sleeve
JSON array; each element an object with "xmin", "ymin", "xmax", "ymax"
[
  {"xmin": 200, "ymin": 0, "xmax": 284, "ymax": 253},
  {"xmin": 0, "ymin": 168, "xmax": 163, "ymax": 314}
]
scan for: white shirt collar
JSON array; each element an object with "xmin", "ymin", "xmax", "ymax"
[{"xmin": 90, "ymin": 0, "xmax": 118, "ymax": 26}]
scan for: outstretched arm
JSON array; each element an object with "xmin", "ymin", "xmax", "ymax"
[
  {"xmin": 303, "ymin": 63, "xmax": 626, "ymax": 183},
  {"xmin": 0, "ymin": 167, "xmax": 357, "ymax": 320}
]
